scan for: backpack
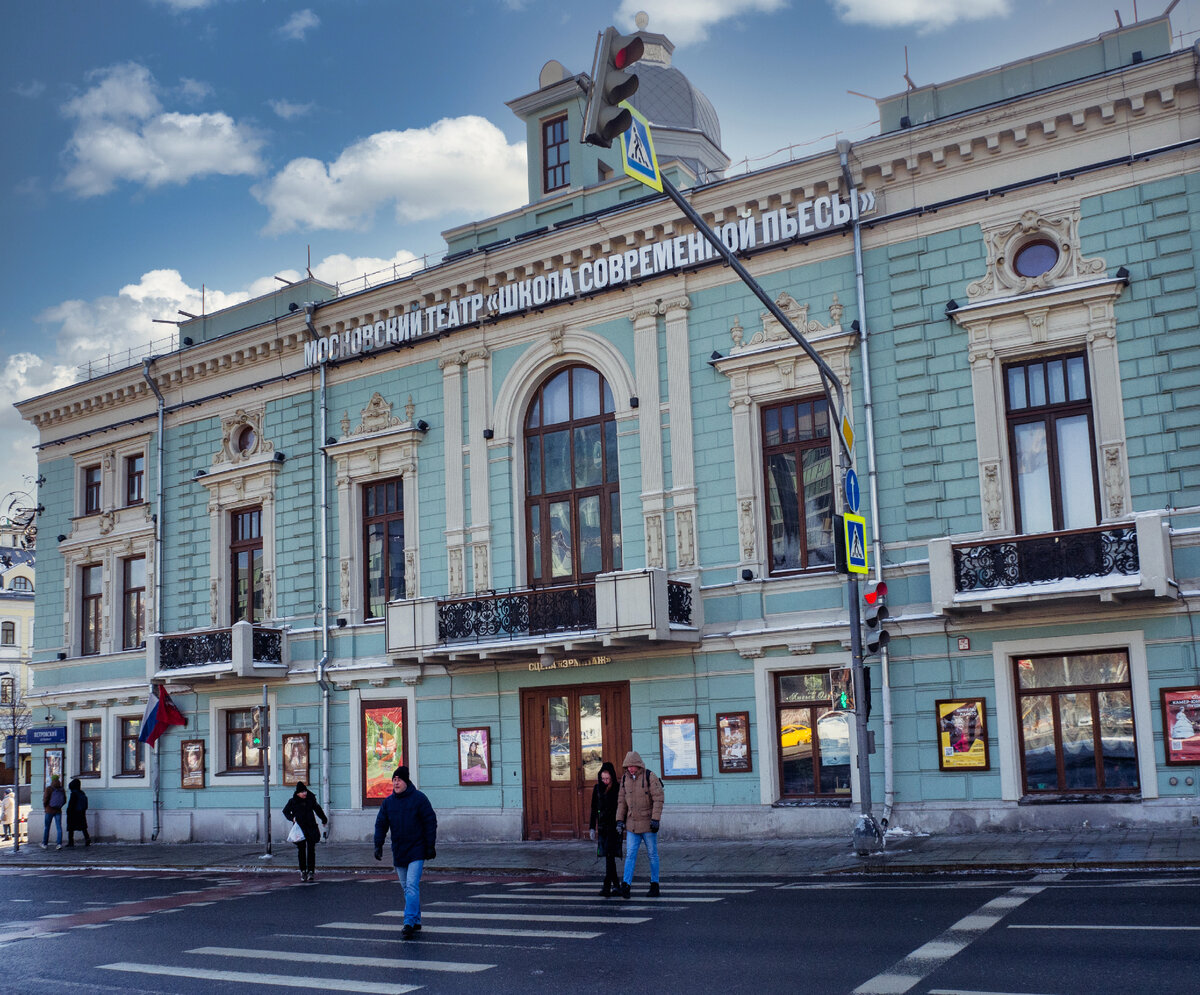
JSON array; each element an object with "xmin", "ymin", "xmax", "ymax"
[
  {"xmin": 49, "ymin": 788, "xmax": 65, "ymax": 809},
  {"xmin": 622, "ymin": 769, "xmax": 664, "ymax": 799}
]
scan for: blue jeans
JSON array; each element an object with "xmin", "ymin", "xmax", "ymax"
[
  {"xmin": 394, "ymin": 859, "xmax": 424, "ymax": 925},
  {"xmin": 623, "ymin": 830, "xmax": 659, "ymax": 884},
  {"xmin": 43, "ymin": 812, "xmax": 62, "ymax": 846}
]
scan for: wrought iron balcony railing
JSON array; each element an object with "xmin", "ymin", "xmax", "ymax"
[
  {"xmin": 150, "ymin": 621, "xmax": 288, "ymax": 679},
  {"xmin": 439, "ymin": 583, "xmax": 598, "ymax": 643},
  {"xmin": 929, "ymin": 513, "xmax": 1176, "ymax": 612}
]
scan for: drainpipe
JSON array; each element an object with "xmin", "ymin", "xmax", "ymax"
[
  {"xmin": 141, "ymin": 357, "xmax": 166, "ymax": 841},
  {"xmin": 838, "ymin": 140, "xmax": 895, "ymax": 827},
  {"xmin": 305, "ymin": 305, "xmax": 332, "ymax": 820}
]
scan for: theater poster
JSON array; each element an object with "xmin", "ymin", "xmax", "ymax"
[
  {"xmin": 935, "ymin": 698, "xmax": 989, "ymax": 771},
  {"xmin": 1162, "ymin": 687, "xmax": 1200, "ymax": 765},
  {"xmin": 362, "ymin": 700, "xmax": 407, "ymax": 803}
]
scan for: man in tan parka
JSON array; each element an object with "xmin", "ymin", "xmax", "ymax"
[{"xmin": 615, "ymin": 750, "xmax": 664, "ymax": 897}]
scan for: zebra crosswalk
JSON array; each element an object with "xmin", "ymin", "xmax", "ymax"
[{"xmin": 96, "ymin": 876, "xmax": 771, "ymax": 992}]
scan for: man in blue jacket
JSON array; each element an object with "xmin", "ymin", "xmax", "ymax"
[{"xmin": 374, "ymin": 765, "xmax": 437, "ymax": 939}]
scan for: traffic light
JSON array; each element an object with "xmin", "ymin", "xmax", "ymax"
[
  {"xmin": 3, "ymin": 735, "xmax": 14, "ymax": 770},
  {"xmin": 583, "ymin": 26, "xmax": 645, "ymax": 148},
  {"xmin": 250, "ymin": 706, "xmax": 263, "ymax": 748},
  {"xmin": 864, "ymin": 581, "xmax": 890, "ymax": 655}
]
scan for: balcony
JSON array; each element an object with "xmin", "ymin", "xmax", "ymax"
[
  {"xmin": 387, "ymin": 568, "xmax": 700, "ymax": 663},
  {"xmin": 147, "ymin": 620, "xmax": 290, "ymax": 681},
  {"xmin": 929, "ymin": 512, "xmax": 1176, "ymax": 613}
]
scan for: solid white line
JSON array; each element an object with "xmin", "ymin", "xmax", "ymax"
[
  {"xmin": 320, "ymin": 920, "xmax": 601, "ymax": 940},
  {"xmin": 429, "ymin": 900, "xmax": 666, "ymax": 911},
  {"xmin": 525, "ymin": 885, "xmax": 751, "ymax": 894},
  {"xmin": 531, "ymin": 882, "xmax": 759, "ymax": 890},
  {"xmin": 189, "ymin": 946, "xmax": 493, "ymax": 972},
  {"xmin": 467, "ymin": 892, "xmax": 720, "ymax": 903},
  {"xmin": 384, "ymin": 910, "xmax": 650, "ymax": 924},
  {"xmin": 99, "ymin": 963, "xmax": 419, "ymax": 993},
  {"xmin": 1008, "ymin": 924, "xmax": 1200, "ymax": 931},
  {"xmin": 928, "ymin": 990, "xmax": 1057, "ymax": 995}
]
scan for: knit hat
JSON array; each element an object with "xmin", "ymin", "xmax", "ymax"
[
  {"xmin": 294, "ymin": 781, "xmax": 307, "ymax": 792},
  {"xmin": 392, "ymin": 765, "xmax": 410, "ymax": 783}
]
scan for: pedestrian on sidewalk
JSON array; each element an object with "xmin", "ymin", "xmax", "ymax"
[
  {"xmin": 374, "ymin": 765, "xmax": 437, "ymax": 940},
  {"xmin": 282, "ymin": 781, "xmax": 327, "ymax": 882},
  {"xmin": 590, "ymin": 760, "xmax": 622, "ymax": 897},
  {"xmin": 65, "ymin": 778, "xmax": 90, "ymax": 847},
  {"xmin": 42, "ymin": 775, "xmax": 65, "ymax": 850},
  {"xmin": 615, "ymin": 750, "xmax": 664, "ymax": 898},
  {"xmin": 1, "ymin": 788, "xmax": 13, "ymax": 841}
]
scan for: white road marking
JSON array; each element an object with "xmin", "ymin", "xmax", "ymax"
[
  {"xmin": 384, "ymin": 910, "xmax": 650, "ymax": 924},
  {"xmin": 1009, "ymin": 924, "xmax": 1200, "ymax": 931},
  {"xmin": 99, "ymin": 963, "xmax": 418, "ymax": 993},
  {"xmin": 525, "ymin": 884, "xmax": 751, "ymax": 894},
  {"xmin": 321, "ymin": 920, "xmax": 601, "ymax": 940},
  {"xmin": 189, "ymin": 945, "xmax": 494, "ymax": 972},
  {"xmin": 852, "ymin": 876, "xmax": 1062, "ymax": 995},
  {"xmin": 467, "ymin": 892, "xmax": 720, "ymax": 903}
]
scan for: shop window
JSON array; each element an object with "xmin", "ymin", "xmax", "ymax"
[
  {"xmin": 1015, "ymin": 650, "xmax": 1138, "ymax": 795},
  {"xmin": 762, "ymin": 396, "xmax": 835, "ymax": 574},
  {"xmin": 774, "ymin": 670, "xmax": 852, "ymax": 799},
  {"xmin": 363, "ymin": 478, "xmax": 405, "ymax": 620},
  {"xmin": 82, "ymin": 464, "xmax": 102, "ymax": 515},
  {"xmin": 79, "ymin": 719, "xmax": 102, "ymax": 777},
  {"xmin": 543, "ymin": 114, "xmax": 570, "ymax": 193},
  {"xmin": 80, "ymin": 564, "xmax": 103, "ymax": 656},
  {"xmin": 119, "ymin": 717, "xmax": 144, "ymax": 776},
  {"xmin": 0, "ymin": 622, "xmax": 13, "ymax": 646},
  {"xmin": 125, "ymin": 453, "xmax": 145, "ymax": 506},
  {"xmin": 225, "ymin": 708, "xmax": 264, "ymax": 772},
  {"xmin": 1004, "ymin": 352, "xmax": 1099, "ymax": 534},
  {"xmin": 524, "ymin": 365, "xmax": 621, "ymax": 584},
  {"xmin": 229, "ymin": 506, "xmax": 263, "ymax": 623},
  {"xmin": 122, "ymin": 556, "xmax": 146, "ymax": 649}
]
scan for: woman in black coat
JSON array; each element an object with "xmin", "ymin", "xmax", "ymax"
[
  {"xmin": 589, "ymin": 761, "xmax": 621, "ymax": 897},
  {"xmin": 66, "ymin": 778, "xmax": 90, "ymax": 847},
  {"xmin": 282, "ymin": 782, "xmax": 328, "ymax": 882}
]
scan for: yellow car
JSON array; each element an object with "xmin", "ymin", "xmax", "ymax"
[{"xmin": 780, "ymin": 724, "xmax": 812, "ymax": 748}]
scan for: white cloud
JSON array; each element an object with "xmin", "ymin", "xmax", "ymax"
[
  {"xmin": 178, "ymin": 77, "xmax": 214, "ymax": 104},
  {"xmin": 13, "ymin": 80, "xmax": 46, "ymax": 99},
  {"xmin": 615, "ymin": 0, "xmax": 788, "ymax": 46},
  {"xmin": 60, "ymin": 62, "xmax": 264, "ymax": 197},
  {"xmin": 269, "ymin": 98, "xmax": 314, "ymax": 120},
  {"xmin": 831, "ymin": 0, "xmax": 1010, "ymax": 30},
  {"xmin": 279, "ymin": 9, "xmax": 320, "ymax": 41},
  {"xmin": 253, "ymin": 115, "xmax": 527, "ymax": 235},
  {"xmin": 150, "ymin": 0, "xmax": 215, "ymax": 10}
]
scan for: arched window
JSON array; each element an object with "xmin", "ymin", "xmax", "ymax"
[
  {"xmin": 524, "ymin": 365, "xmax": 622, "ymax": 585},
  {"xmin": 9, "ymin": 576, "xmax": 31, "ymax": 592}
]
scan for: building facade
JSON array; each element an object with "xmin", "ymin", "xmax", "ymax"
[
  {"xmin": 1, "ymin": 517, "xmax": 36, "ymax": 786},
  {"xmin": 15, "ymin": 15, "xmax": 1200, "ymax": 843}
]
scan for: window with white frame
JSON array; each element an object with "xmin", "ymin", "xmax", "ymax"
[
  {"xmin": 80, "ymin": 564, "xmax": 103, "ymax": 656},
  {"xmin": 1, "ymin": 621, "xmax": 13, "ymax": 646},
  {"xmin": 82, "ymin": 464, "xmax": 102, "ymax": 516},
  {"xmin": 125, "ymin": 453, "xmax": 145, "ymax": 506},
  {"xmin": 762, "ymin": 396, "xmax": 835, "ymax": 574},
  {"xmin": 118, "ymin": 716, "xmax": 144, "ymax": 776},
  {"xmin": 121, "ymin": 556, "xmax": 146, "ymax": 649},
  {"xmin": 78, "ymin": 718, "xmax": 102, "ymax": 777}
]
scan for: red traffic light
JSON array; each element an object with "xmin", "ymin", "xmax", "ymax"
[
  {"xmin": 864, "ymin": 581, "xmax": 887, "ymax": 605},
  {"xmin": 614, "ymin": 37, "xmax": 643, "ymax": 70}
]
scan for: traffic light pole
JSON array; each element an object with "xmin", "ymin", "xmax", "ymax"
[
  {"xmin": 261, "ymin": 684, "xmax": 271, "ymax": 855},
  {"xmin": 656, "ymin": 175, "xmax": 881, "ymax": 853}
]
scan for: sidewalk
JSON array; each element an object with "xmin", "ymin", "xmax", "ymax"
[{"xmin": 4, "ymin": 825, "xmax": 1200, "ymax": 876}]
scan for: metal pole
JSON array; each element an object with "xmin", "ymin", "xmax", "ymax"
[
  {"xmin": 657, "ymin": 175, "xmax": 879, "ymax": 853},
  {"xmin": 262, "ymin": 684, "xmax": 271, "ymax": 854}
]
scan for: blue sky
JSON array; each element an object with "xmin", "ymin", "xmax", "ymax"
[{"xmin": 2, "ymin": 0, "xmax": 1197, "ymax": 508}]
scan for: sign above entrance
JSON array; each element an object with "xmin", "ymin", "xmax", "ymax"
[{"xmin": 528, "ymin": 654, "xmax": 612, "ymax": 672}]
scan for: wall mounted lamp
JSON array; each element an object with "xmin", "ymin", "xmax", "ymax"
[
  {"xmin": 709, "ymin": 350, "xmax": 723, "ymax": 363},
  {"xmin": 741, "ymin": 568, "xmax": 754, "ymax": 581},
  {"xmin": 945, "ymin": 300, "xmax": 959, "ymax": 315},
  {"xmin": 629, "ymin": 396, "xmax": 639, "ymax": 409},
  {"xmin": 482, "ymin": 429, "xmax": 494, "ymax": 439},
  {"xmin": 416, "ymin": 420, "xmax": 429, "ymax": 433},
  {"xmin": 1116, "ymin": 266, "xmax": 1130, "ymax": 282},
  {"xmin": 182, "ymin": 336, "xmax": 194, "ymax": 346},
  {"xmin": 325, "ymin": 436, "xmax": 337, "ymax": 446},
  {"xmin": 44, "ymin": 709, "xmax": 55, "ymax": 719},
  {"xmin": 55, "ymin": 654, "xmax": 66, "ymax": 662},
  {"xmin": 273, "ymin": 451, "xmax": 286, "ymax": 462},
  {"xmin": 56, "ymin": 534, "xmax": 67, "ymax": 543},
  {"xmin": 336, "ymin": 617, "xmax": 347, "ymax": 628},
  {"xmin": 850, "ymin": 320, "xmax": 860, "ymax": 333}
]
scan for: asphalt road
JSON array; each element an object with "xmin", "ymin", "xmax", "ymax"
[{"xmin": 0, "ymin": 867, "xmax": 1197, "ymax": 993}]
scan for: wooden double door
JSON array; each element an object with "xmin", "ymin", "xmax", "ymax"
[{"xmin": 520, "ymin": 681, "xmax": 630, "ymax": 840}]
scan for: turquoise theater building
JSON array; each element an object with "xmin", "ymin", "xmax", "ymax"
[{"xmin": 16, "ymin": 14, "xmax": 1199, "ymax": 843}]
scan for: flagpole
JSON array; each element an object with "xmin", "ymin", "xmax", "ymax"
[{"xmin": 150, "ymin": 683, "xmax": 160, "ymax": 841}]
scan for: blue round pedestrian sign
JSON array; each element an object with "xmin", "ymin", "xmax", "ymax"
[{"xmin": 844, "ymin": 469, "xmax": 860, "ymax": 514}]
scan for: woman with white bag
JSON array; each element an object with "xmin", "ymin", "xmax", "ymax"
[{"xmin": 282, "ymin": 782, "xmax": 328, "ymax": 882}]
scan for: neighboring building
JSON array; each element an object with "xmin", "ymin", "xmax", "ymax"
[
  {"xmin": 14, "ymin": 14, "xmax": 1199, "ymax": 843},
  {"xmin": 1, "ymin": 517, "xmax": 35, "ymax": 786}
]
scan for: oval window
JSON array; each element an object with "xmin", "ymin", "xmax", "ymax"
[
  {"xmin": 1013, "ymin": 240, "xmax": 1059, "ymax": 278},
  {"xmin": 236, "ymin": 425, "xmax": 257, "ymax": 453}
]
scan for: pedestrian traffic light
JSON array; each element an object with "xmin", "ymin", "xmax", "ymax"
[
  {"xmin": 864, "ymin": 581, "xmax": 890, "ymax": 655},
  {"xmin": 250, "ymin": 706, "xmax": 263, "ymax": 748},
  {"xmin": 583, "ymin": 26, "xmax": 645, "ymax": 148}
]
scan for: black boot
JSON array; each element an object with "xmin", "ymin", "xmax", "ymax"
[
  {"xmin": 647, "ymin": 882, "xmax": 660, "ymax": 897},
  {"xmin": 600, "ymin": 882, "xmax": 611, "ymax": 897},
  {"xmin": 620, "ymin": 881, "xmax": 631, "ymax": 899}
]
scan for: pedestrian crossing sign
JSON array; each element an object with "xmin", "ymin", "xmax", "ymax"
[
  {"xmin": 844, "ymin": 512, "xmax": 868, "ymax": 575},
  {"xmin": 618, "ymin": 100, "xmax": 662, "ymax": 192}
]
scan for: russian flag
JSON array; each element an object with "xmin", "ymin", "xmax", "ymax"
[{"xmin": 139, "ymin": 685, "xmax": 187, "ymax": 746}]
